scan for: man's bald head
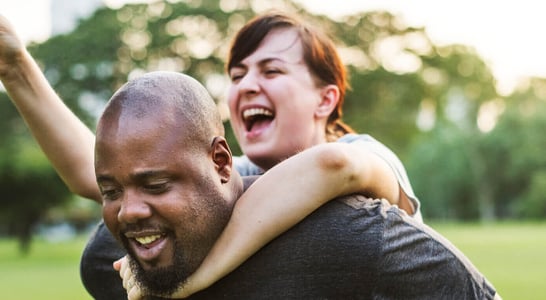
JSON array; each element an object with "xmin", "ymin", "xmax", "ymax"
[{"xmin": 97, "ymin": 71, "xmax": 224, "ymax": 148}]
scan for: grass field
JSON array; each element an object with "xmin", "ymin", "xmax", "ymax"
[
  {"xmin": 432, "ymin": 221, "xmax": 546, "ymax": 299},
  {"xmin": 0, "ymin": 235, "xmax": 92, "ymax": 300},
  {"xmin": 0, "ymin": 222, "xmax": 545, "ymax": 299}
]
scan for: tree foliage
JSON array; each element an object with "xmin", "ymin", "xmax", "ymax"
[
  {"xmin": 407, "ymin": 77, "xmax": 546, "ymax": 220},
  {"xmin": 0, "ymin": 94, "xmax": 71, "ymax": 254},
  {"xmin": 480, "ymin": 82, "xmax": 546, "ymax": 219}
]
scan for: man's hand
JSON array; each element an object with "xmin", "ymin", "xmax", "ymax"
[{"xmin": 0, "ymin": 14, "xmax": 25, "ymax": 79}]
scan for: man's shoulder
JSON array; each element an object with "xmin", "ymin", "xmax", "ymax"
[{"xmin": 298, "ymin": 195, "xmax": 398, "ymax": 239}]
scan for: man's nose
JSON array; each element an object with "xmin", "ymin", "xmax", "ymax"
[{"xmin": 118, "ymin": 190, "xmax": 152, "ymax": 224}]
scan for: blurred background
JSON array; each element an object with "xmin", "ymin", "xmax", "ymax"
[{"xmin": 1, "ymin": 0, "xmax": 545, "ymax": 299}]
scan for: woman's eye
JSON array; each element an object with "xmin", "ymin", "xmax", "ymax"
[
  {"xmin": 229, "ymin": 70, "xmax": 245, "ymax": 82},
  {"xmin": 231, "ymin": 74, "xmax": 243, "ymax": 82},
  {"xmin": 264, "ymin": 69, "xmax": 280, "ymax": 75}
]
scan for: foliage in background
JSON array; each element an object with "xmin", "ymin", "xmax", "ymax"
[
  {"xmin": 407, "ymin": 77, "xmax": 546, "ymax": 221},
  {"xmin": 1, "ymin": 0, "xmax": 546, "ymax": 253},
  {"xmin": 0, "ymin": 94, "xmax": 71, "ymax": 254},
  {"xmin": 480, "ymin": 79, "xmax": 546, "ymax": 219}
]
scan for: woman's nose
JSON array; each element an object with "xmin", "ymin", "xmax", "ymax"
[{"xmin": 237, "ymin": 72, "xmax": 260, "ymax": 95}]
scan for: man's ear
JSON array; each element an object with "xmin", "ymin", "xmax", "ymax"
[
  {"xmin": 315, "ymin": 84, "xmax": 340, "ymax": 118},
  {"xmin": 211, "ymin": 136, "xmax": 233, "ymax": 183}
]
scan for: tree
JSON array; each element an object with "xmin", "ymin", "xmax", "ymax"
[
  {"xmin": 406, "ymin": 121, "xmax": 482, "ymax": 220},
  {"xmin": 479, "ymin": 81, "xmax": 546, "ymax": 218},
  {"xmin": 407, "ymin": 76, "xmax": 546, "ymax": 221},
  {"xmin": 0, "ymin": 94, "xmax": 71, "ymax": 253}
]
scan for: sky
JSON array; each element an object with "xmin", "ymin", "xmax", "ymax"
[{"xmin": 2, "ymin": 0, "xmax": 545, "ymax": 95}]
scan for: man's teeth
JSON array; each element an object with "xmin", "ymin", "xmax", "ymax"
[
  {"xmin": 243, "ymin": 108, "xmax": 273, "ymax": 120},
  {"xmin": 135, "ymin": 234, "xmax": 161, "ymax": 245}
]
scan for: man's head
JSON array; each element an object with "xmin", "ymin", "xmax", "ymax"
[{"xmin": 95, "ymin": 71, "xmax": 242, "ymax": 295}]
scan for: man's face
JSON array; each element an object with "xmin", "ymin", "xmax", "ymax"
[{"xmin": 96, "ymin": 108, "xmax": 233, "ymax": 295}]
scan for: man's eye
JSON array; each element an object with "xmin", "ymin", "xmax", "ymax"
[
  {"xmin": 101, "ymin": 188, "xmax": 122, "ymax": 201},
  {"xmin": 145, "ymin": 183, "xmax": 169, "ymax": 194}
]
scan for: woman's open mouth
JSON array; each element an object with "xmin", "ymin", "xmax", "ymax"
[{"xmin": 242, "ymin": 107, "xmax": 274, "ymax": 133}]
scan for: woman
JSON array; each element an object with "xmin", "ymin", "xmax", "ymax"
[{"xmin": 0, "ymin": 11, "xmax": 420, "ymax": 300}]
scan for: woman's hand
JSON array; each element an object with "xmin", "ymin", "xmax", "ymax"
[
  {"xmin": 0, "ymin": 14, "xmax": 24, "ymax": 79},
  {"xmin": 113, "ymin": 256, "xmax": 143, "ymax": 300},
  {"xmin": 113, "ymin": 256, "xmax": 199, "ymax": 299}
]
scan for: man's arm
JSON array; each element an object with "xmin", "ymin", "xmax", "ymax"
[{"xmin": 0, "ymin": 15, "xmax": 100, "ymax": 202}]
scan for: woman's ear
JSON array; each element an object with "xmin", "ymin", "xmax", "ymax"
[
  {"xmin": 211, "ymin": 136, "xmax": 233, "ymax": 183},
  {"xmin": 315, "ymin": 84, "xmax": 340, "ymax": 118}
]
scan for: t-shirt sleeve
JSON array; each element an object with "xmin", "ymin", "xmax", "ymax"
[{"xmin": 233, "ymin": 155, "xmax": 264, "ymax": 176}]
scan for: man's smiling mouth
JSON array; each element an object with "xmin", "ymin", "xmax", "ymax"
[{"xmin": 135, "ymin": 234, "xmax": 162, "ymax": 247}]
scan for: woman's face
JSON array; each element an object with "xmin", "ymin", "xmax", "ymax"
[{"xmin": 227, "ymin": 28, "xmax": 328, "ymax": 170}]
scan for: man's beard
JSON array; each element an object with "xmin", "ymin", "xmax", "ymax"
[{"xmin": 125, "ymin": 239, "xmax": 192, "ymax": 297}]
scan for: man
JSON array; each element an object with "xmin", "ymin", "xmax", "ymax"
[
  {"xmin": 95, "ymin": 71, "xmax": 498, "ymax": 299},
  {"xmin": 95, "ymin": 71, "xmax": 240, "ymax": 297}
]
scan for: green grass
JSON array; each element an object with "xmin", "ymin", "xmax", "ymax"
[
  {"xmin": 0, "ymin": 236, "xmax": 92, "ymax": 300},
  {"xmin": 0, "ymin": 222, "xmax": 545, "ymax": 299},
  {"xmin": 431, "ymin": 221, "xmax": 546, "ymax": 300}
]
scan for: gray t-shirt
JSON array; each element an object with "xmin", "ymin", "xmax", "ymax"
[
  {"xmin": 190, "ymin": 195, "xmax": 497, "ymax": 299},
  {"xmin": 234, "ymin": 134, "xmax": 423, "ymax": 221}
]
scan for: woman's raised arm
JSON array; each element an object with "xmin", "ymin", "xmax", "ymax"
[{"xmin": 0, "ymin": 15, "xmax": 100, "ymax": 202}]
